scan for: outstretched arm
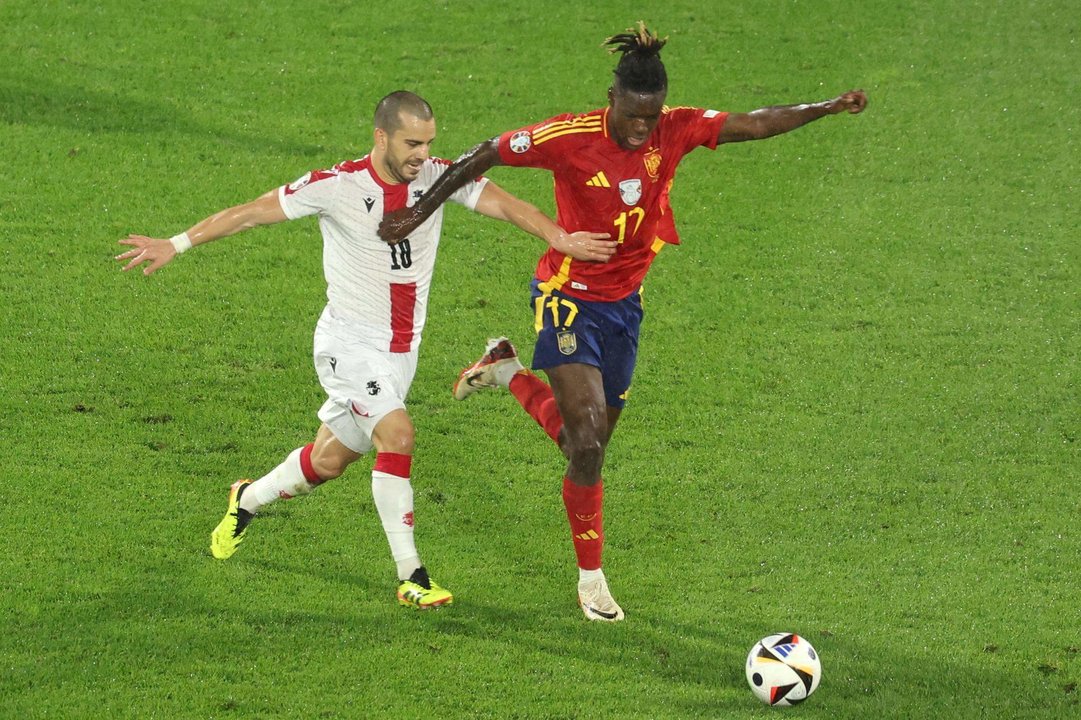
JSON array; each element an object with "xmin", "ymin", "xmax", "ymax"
[
  {"xmin": 472, "ymin": 182, "xmax": 616, "ymax": 263},
  {"xmin": 718, "ymin": 90, "xmax": 867, "ymax": 143},
  {"xmin": 115, "ymin": 190, "xmax": 288, "ymax": 275},
  {"xmin": 379, "ymin": 138, "xmax": 504, "ymax": 244}
]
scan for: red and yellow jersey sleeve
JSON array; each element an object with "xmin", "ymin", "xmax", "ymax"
[
  {"xmin": 661, "ymin": 105, "xmax": 729, "ymax": 152},
  {"xmin": 497, "ymin": 112, "xmax": 606, "ymax": 170}
]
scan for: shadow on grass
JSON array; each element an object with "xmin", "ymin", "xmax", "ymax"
[
  {"xmin": 0, "ymin": 75, "xmax": 328, "ymax": 157},
  {"xmin": 209, "ymin": 555, "xmax": 1078, "ymax": 718},
  {"xmin": 10, "ymin": 518, "xmax": 1074, "ymax": 719}
]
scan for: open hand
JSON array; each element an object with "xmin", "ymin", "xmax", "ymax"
[
  {"xmin": 552, "ymin": 231, "xmax": 617, "ymax": 263},
  {"xmin": 115, "ymin": 235, "xmax": 176, "ymax": 276}
]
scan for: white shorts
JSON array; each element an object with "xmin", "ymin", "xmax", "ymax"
[{"xmin": 313, "ymin": 306, "xmax": 418, "ymax": 454}]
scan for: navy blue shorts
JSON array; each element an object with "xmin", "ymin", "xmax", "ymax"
[{"xmin": 529, "ymin": 279, "xmax": 643, "ymax": 409}]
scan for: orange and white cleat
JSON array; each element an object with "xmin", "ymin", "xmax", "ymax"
[{"xmin": 452, "ymin": 337, "xmax": 523, "ymax": 400}]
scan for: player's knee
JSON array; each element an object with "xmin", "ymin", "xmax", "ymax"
[
  {"xmin": 376, "ymin": 427, "xmax": 415, "ymax": 455},
  {"xmin": 564, "ymin": 435, "xmax": 606, "ymax": 478},
  {"xmin": 372, "ymin": 411, "xmax": 416, "ymax": 455}
]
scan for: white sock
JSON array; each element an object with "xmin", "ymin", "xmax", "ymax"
[
  {"xmin": 579, "ymin": 567, "xmax": 605, "ymax": 586},
  {"xmin": 240, "ymin": 447, "xmax": 316, "ymax": 514},
  {"xmin": 372, "ymin": 468, "xmax": 421, "ymax": 581},
  {"xmin": 494, "ymin": 358, "xmax": 526, "ymax": 387}
]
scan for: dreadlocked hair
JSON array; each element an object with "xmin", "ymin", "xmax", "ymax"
[{"xmin": 604, "ymin": 21, "xmax": 668, "ymax": 94}]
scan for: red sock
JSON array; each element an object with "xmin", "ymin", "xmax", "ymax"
[
  {"xmin": 509, "ymin": 372, "xmax": 563, "ymax": 444},
  {"xmin": 562, "ymin": 477, "xmax": 604, "ymax": 570},
  {"xmin": 298, "ymin": 443, "xmax": 326, "ymax": 486}
]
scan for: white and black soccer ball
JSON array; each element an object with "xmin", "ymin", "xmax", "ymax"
[{"xmin": 745, "ymin": 633, "xmax": 822, "ymax": 706}]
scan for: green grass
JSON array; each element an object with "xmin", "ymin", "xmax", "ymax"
[{"xmin": 2, "ymin": 1, "xmax": 1078, "ymax": 717}]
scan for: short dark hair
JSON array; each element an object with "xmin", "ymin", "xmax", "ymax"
[
  {"xmin": 373, "ymin": 91, "xmax": 434, "ymax": 133},
  {"xmin": 604, "ymin": 21, "xmax": 668, "ymax": 94}
]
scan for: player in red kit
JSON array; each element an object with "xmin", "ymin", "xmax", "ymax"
[{"xmin": 380, "ymin": 24, "xmax": 868, "ymax": 621}]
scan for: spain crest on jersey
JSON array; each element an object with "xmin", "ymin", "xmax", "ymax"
[
  {"xmin": 644, "ymin": 149, "xmax": 661, "ymax": 180},
  {"xmin": 557, "ymin": 331, "xmax": 577, "ymax": 355},
  {"xmin": 619, "ymin": 179, "xmax": 642, "ymax": 206}
]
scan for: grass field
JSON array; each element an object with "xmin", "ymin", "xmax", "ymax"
[{"xmin": 2, "ymin": 1, "xmax": 1078, "ymax": 718}]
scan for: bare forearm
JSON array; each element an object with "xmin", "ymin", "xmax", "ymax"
[
  {"xmin": 511, "ymin": 206, "xmax": 617, "ymax": 262},
  {"xmin": 481, "ymin": 189, "xmax": 562, "ymax": 244},
  {"xmin": 421, "ymin": 140, "xmax": 501, "ymax": 215},
  {"xmin": 751, "ymin": 101, "xmax": 834, "ymax": 137},
  {"xmin": 380, "ymin": 139, "xmax": 503, "ymax": 242},
  {"xmin": 472, "ymin": 182, "xmax": 616, "ymax": 263},
  {"xmin": 720, "ymin": 90, "xmax": 867, "ymax": 143},
  {"xmin": 184, "ymin": 190, "xmax": 285, "ymax": 247},
  {"xmin": 116, "ymin": 190, "xmax": 287, "ymax": 275}
]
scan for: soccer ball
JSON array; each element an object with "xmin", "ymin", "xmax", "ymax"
[{"xmin": 745, "ymin": 633, "xmax": 822, "ymax": 706}]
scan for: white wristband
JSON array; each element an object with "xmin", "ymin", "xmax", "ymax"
[{"xmin": 169, "ymin": 232, "xmax": 193, "ymax": 254}]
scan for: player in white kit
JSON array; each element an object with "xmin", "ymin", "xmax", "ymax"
[{"xmin": 116, "ymin": 91, "xmax": 616, "ymax": 609}]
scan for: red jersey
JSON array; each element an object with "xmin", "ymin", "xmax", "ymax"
[{"xmin": 497, "ymin": 105, "xmax": 728, "ymax": 301}]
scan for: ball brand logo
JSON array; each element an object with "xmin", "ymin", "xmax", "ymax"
[
  {"xmin": 402, "ymin": 511, "xmax": 415, "ymax": 527},
  {"xmin": 772, "ymin": 642, "xmax": 798, "ymax": 659}
]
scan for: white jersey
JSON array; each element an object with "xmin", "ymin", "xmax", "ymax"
[{"xmin": 278, "ymin": 156, "xmax": 487, "ymax": 352}]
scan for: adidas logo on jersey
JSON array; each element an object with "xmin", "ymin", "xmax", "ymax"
[{"xmin": 585, "ymin": 172, "xmax": 611, "ymax": 188}]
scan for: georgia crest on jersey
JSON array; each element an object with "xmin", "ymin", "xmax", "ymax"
[
  {"xmin": 496, "ymin": 105, "xmax": 729, "ymax": 301},
  {"xmin": 277, "ymin": 156, "xmax": 487, "ymax": 352}
]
